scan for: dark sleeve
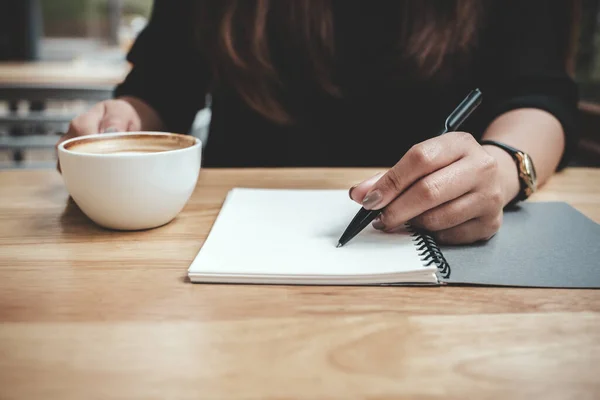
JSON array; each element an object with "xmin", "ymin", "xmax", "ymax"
[
  {"xmin": 472, "ymin": 0, "xmax": 579, "ymax": 170},
  {"xmin": 114, "ymin": 0, "xmax": 211, "ymax": 134}
]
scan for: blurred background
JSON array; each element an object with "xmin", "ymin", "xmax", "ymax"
[
  {"xmin": 0, "ymin": 0, "xmax": 210, "ymax": 168},
  {"xmin": 0, "ymin": 0, "xmax": 598, "ymax": 168}
]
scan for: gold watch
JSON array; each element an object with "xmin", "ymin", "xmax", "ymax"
[{"xmin": 480, "ymin": 140, "xmax": 537, "ymax": 204}]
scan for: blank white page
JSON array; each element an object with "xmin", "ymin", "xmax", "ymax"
[{"xmin": 188, "ymin": 188, "xmax": 438, "ymax": 284}]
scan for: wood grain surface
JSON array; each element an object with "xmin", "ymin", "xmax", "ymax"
[
  {"xmin": 0, "ymin": 62, "xmax": 129, "ymax": 85},
  {"xmin": 1, "ymin": 167, "xmax": 599, "ymax": 400}
]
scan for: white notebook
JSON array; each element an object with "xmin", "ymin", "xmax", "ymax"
[{"xmin": 188, "ymin": 188, "xmax": 440, "ymax": 285}]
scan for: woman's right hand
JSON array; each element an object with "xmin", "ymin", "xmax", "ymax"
[{"xmin": 56, "ymin": 97, "xmax": 163, "ymax": 171}]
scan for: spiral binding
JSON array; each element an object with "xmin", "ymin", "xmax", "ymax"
[{"xmin": 407, "ymin": 224, "xmax": 451, "ymax": 279}]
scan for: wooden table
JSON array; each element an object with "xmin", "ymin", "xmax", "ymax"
[
  {"xmin": 0, "ymin": 61, "xmax": 128, "ymax": 105},
  {"xmin": 1, "ymin": 167, "xmax": 599, "ymax": 399},
  {"xmin": 0, "ymin": 61, "xmax": 129, "ymax": 86}
]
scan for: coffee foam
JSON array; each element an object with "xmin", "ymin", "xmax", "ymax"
[{"xmin": 65, "ymin": 133, "xmax": 196, "ymax": 155}]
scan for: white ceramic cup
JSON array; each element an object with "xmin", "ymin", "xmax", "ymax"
[{"xmin": 57, "ymin": 131, "xmax": 202, "ymax": 230}]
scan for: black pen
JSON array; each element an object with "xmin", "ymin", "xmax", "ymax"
[{"xmin": 336, "ymin": 88, "xmax": 483, "ymax": 248}]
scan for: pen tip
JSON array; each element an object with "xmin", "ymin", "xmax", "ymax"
[{"xmin": 336, "ymin": 242, "xmax": 343, "ymax": 248}]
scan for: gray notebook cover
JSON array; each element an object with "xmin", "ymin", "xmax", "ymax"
[{"xmin": 437, "ymin": 202, "xmax": 600, "ymax": 288}]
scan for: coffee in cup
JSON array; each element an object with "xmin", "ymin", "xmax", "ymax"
[{"xmin": 63, "ymin": 133, "xmax": 196, "ymax": 155}]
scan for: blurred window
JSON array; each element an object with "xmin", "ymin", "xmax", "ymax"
[
  {"xmin": 39, "ymin": 0, "xmax": 152, "ymax": 61},
  {"xmin": 576, "ymin": 0, "xmax": 600, "ymax": 103}
]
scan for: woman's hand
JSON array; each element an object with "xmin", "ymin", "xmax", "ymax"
[
  {"xmin": 349, "ymin": 132, "xmax": 512, "ymax": 245},
  {"xmin": 56, "ymin": 97, "xmax": 164, "ymax": 171},
  {"xmin": 58, "ymin": 98, "xmax": 144, "ymax": 144}
]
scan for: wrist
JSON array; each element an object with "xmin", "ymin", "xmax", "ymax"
[{"xmin": 482, "ymin": 145, "xmax": 520, "ymax": 206}]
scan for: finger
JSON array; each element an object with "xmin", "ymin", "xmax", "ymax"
[
  {"xmin": 409, "ymin": 189, "xmax": 499, "ymax": 231},
  {"xmin": 98, "ymin": 100, "xmax": 141, "ymax": 133},
  {"xmin": 378, "ymin": 156, "xmax": 479, "ymax": 230},
  {"xmin": 362, "ymin": 131, "xmax": 477, "ymax": 210},
  {"xmin": 55, "ymin": 103, "xmax": 106, "ymax": 173},
  {"xmin": 434, "ymin": 212, "xmax": 503, "ymax": 245},
  {"xmin": 67, "ymin": 102, "xmax": 106, "ymax": 137},
  {"xmin": 349, "ymin": 172, "xmax": 385, "ymax": 202},
  {"xmin": 55, "ymin": 108, "xmax": 101, "ymax": 152},
  {"xmin": 372, "ymin": 215, "xmax": 385, "ymax": 230}
]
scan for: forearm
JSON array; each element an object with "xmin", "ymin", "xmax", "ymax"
[
  {"xmin": 118, "ymin": 96, "xmax": 166, "ymax": 132},
  {"xmin": 480, "ymin": 108, "xmax": 565, "ymax": 205}
]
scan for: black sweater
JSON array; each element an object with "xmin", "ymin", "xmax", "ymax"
[{"xmin": 115, "ymin": 0, "xmax": 579, "ymax": 168}]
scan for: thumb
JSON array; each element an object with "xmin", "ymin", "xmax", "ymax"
[{"xmin": 349, "ymin": 172, "xmax": 385, "ymax": 203}]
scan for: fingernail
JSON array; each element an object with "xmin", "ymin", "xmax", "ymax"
[
  {"xmin": 373, "ymin": 218, "xmax": 385, "ymax": 230},
  {"xmin": 362, "ymin": 190, "xmax": 382, "ymax": 209},
  {"xmin": 101, "ymin": 127, "xmax": 118, "ymax": 133},
  {"xmin": 348, "ymin": 184, "xmax": 358, "ymax": 199}
]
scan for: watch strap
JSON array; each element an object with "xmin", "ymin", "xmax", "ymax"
[
  {"xmin": 479, "ymin": 139, "xmax": 528, "ymax": 205},
  {"xmin": 480, "ymin": 140, "xmax": 520, "ymax": 160}
]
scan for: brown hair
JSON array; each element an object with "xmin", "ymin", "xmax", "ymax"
[{"xmin": 196, "ymin": 1, "xmax": 483, "ymax": 124}]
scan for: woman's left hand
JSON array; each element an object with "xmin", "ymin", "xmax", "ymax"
[{"xmin": 349, "ymin": 131, "xmax": 508, "ymax": 245}]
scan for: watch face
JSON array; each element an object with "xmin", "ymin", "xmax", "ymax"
[{"xmin": 520, "ymin": 153, "xmax": 537, "ymax": 194}]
